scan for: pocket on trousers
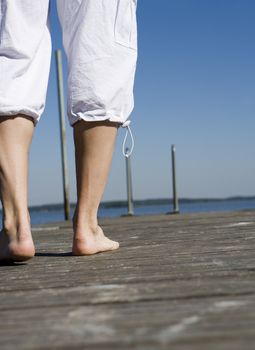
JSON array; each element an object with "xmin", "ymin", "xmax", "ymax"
[{"xmin": 114, "ymin": 0, "xmax": 137, "ymax": 50}]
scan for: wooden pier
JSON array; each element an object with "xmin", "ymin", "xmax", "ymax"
[{"xmin": 1, "ymin": 210, "xmax": 255, "ymax": 349}]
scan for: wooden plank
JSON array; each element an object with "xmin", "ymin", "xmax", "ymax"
[{"xmin": 0, "ymin": 210, "xmax": 255, "ymax": 349}]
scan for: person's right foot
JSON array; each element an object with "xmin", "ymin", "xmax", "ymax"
[
  {"xmin": 0, "ymin": 228, "xmax": 35, "ymax": 262},
  {"xmin": 72, "ymin": 225, "xmax": 119, "ymax": 255}
]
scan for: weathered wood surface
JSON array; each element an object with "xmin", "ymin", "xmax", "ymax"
[{"xmin": 1, "ymin": 210, "xmax": 255, "ymax": 349}]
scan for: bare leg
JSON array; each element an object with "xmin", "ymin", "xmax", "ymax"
[
  {"xmin": 72, "ymin": 120, "xmax": 120, "ymax": 255},
  {"xmin": 0, "ymin": 115, "xmax": 35, "ymax": 262}
]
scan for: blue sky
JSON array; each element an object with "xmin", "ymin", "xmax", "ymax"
[{"xmin": 28, "ymin": 0, "xmax": 255, "ymax": 206}]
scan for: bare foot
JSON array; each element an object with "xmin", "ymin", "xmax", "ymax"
[
  {"xmin": 72, "ymin": 225, "xmax": 119, "ymax": 255},
  {"xmin": 0, "ymin": 228, "xmax": 35, "ymax": 262}
]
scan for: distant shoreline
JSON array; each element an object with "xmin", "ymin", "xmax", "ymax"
[
  {"xmin": 23, "ymin": 196, "xmax": 255, "ymax": 212},
  {"xmin": 1, "ymin": 196, "xmax": 255, "ymax": 214}
]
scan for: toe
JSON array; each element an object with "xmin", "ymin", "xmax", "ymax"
[{"xmin": 110, "ymin": 241, "xmax": 119, "ymax": 250}]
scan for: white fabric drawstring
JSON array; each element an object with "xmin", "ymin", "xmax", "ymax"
[{"xmin": 121, "ymin": 120, "xmax": 134, "ymax": 158}]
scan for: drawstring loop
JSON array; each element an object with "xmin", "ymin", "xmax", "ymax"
[{"xmin": 121, "ymin": 120, "xmax": 134, "ymax": 158}]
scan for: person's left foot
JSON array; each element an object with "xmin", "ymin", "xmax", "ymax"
[{"xmin": 0, "ymin": 229, "xmax": 35, "ymax": 262}]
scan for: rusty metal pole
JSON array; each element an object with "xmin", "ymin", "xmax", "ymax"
[
  {"xmin": 171, "ymin": 144, "xmax": 179, "ymax": 214},
  {"xmin": 55, "ymin": 49, "xmax": 70, "ymax": 221}
]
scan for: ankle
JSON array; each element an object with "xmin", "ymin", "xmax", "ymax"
[
  {"xmin": 73, "ymin": 209, "xmax": 98, "ymax": 233},
  {"xmin": 3, "ymin": 211, "xmax": 31, "ymax": 240},
  {"xmin": 73, "ymin": 220, "xmax": 99, "ymax": 235}
]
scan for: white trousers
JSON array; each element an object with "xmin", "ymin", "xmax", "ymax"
[{"xmin": 0, "ymin": 0, "xmax": 138, "ymax": 126}]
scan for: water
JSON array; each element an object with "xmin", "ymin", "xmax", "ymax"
[{"xmin": 1, "ymin": 198, "xmax": 255, "ymax": 226}]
